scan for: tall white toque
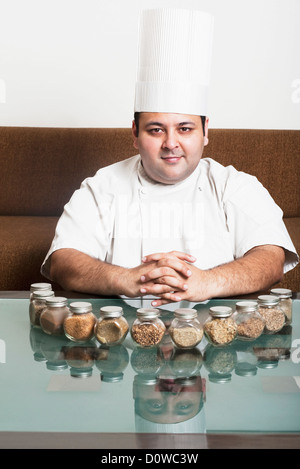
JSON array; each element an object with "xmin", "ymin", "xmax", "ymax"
[{"xmin": 134, "ymin": 8, "xmax": 214, "ymax": 116}]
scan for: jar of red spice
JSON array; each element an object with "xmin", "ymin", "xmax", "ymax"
[
  {"xmin": 64, "ymin": 302, "xmax": 96, "ymax": 342},
  {"xmin": 40, "ymin": 297, "xmax": 70, "ymax": 336}
]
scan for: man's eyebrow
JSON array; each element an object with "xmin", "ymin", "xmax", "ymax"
[{"xmin": 145, "ymin": 121, "xmax": 196, "ymax": 127}]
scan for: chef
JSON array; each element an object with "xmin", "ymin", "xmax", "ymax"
[{"xmin": 41, "ymin": 8, "xmax": 298, "ymax": 306}]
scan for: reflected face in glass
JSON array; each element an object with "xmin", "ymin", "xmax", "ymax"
[{"xmin": 133, "ymin": 376, "xmax": 203, "ymax": 424}]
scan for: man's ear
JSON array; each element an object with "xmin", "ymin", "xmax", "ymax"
[
  {"xmin": 204, "ymin": 117, "xmax": 209, "ymax": 146},
  {"xmin": 132, "ymin": 120, "xmax": 139, "ymax": 150}
]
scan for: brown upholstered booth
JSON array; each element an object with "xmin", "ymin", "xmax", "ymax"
[{"xmin": 0, "ymin": 127, "xmax": 299, "ymax": 292}]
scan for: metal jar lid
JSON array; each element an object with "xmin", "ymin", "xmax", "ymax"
[
  {"xmin": 235, "ymin": 301, "xmax": 258, "ymax": 312},
  {"xmin": 270, "ymin": 288, "xmax": 292, "ymax": 299},
  {"xmin": 257, "ymin": 295, "xmax": 279, "ymax": 306},
  {"xmin": 70, "ymin": 301, "xmax": 93, "ymax": 314},
  {"xmin": 209, "ymin": 306, "xmax": 233, "ymax": 318},
  {"xmin": 100, "ymin": 305, "xmax": 123, "ymax": 318},
  {"xmin": 45, "ymin": 296, "xmax": 68, "ymax": 307},
  {"xmin": 174, "ymin": 308, "xmax": 197, "ymax": 319},
  {"xmin": 32, "ymin": 290, "xmax": 54, "ymax": 299},
  {"xmin": 136, "ymin": 308, "xmax": 160, "ymax": 319},
  {"xmin": 30, "ymin": 282, "xmax": 52, "ymax": 292}
]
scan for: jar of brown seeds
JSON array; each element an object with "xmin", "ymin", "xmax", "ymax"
[
  {"xmin": 270, "ymin": 288, "xmax": 293, "ymax": 325},
  {"xmin": 94, "ymin": 306, "xmax": 129, "ymax": 346},
  {"xmin": 257, "ymin": 295, "xmax": 285, "ymax": 334},
  {"xmin": 232, "ymin": 301, "xmax": 265, "ymax": 341},
  {"xmin": 64, "ymin": 302, "xmax": 96, "ymax": 342},
  {"xmin": 204, "ymin": 306, "xmax": 237, "ymax": 347},
  {"xmin": 131, "ymin": 308, "xmax": 166, "ymax": 348}
]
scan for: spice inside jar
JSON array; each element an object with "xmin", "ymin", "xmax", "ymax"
[
  {"xmin": 204, "ymin": 306, "xmax": 237, "ymax": 346},
  {"xmin": 131, "ymin": 308, "xmax": 166, "ymax": 348},
  {"xmin": 233, "ymin": 301, "xmax": 265, "ymax": 341},
  {"xmin": 94, "ymin": 306, "xmax": 129, "ymax": 346},
  {"xmin": 257, "ymin": 295, "xmax": 285, "ymax": 334},
  {"xmin": 169, "ymin": 308, "xmax": 203, "ymax": 349},
  {"xmin": 29, "ymin": 289, "xmax": 54, "ymax": 327},
  {"xmin": 270, "ymin": 288, "xmax": 293, "ymax": 325},
  {"xmin": 40, "ymin": 297, "xmax": 70, "ymax": 336},
  {"xmin": 64, "ymin": 302, "xmax": 96, "ymax": 342}
]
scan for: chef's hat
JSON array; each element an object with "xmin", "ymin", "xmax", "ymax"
[{"xmin": 134, "ymin": 8, "xmax": 214, "ymax": 116}]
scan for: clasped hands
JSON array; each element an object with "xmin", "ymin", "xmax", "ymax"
[{"xmin": 137, "ymin": 250, "xmax": 199, "ymax": 306}]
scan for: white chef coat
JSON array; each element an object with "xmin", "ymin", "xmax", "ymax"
[{"xmin": 41, "ymin": 155, "xmax": 298, "ymax": 278}]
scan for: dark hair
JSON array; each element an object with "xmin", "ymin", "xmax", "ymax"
[{"xmin": 134, "ymin": 112, "xmax": 206, "ymax": 137}]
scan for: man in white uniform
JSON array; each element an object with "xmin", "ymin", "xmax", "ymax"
[{"xmin": 41, "ymin": 9, "xmax": 298, "ymax": 306}]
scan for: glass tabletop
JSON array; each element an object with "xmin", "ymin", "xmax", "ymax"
[{"xmin": 0, "ymin": 296, "xmax": 300, "ymax": 446}]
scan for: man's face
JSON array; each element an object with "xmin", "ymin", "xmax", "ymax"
[{"xmin": 132, "ymin": 112, "xmax": 208, "ymax": 185}]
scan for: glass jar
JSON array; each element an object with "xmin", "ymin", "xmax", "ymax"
[
  {"xmin": 204, "ymin": 306, "xmax": 237, "ymax": 346},
  {"xmin": 94, "ymin": 306, "xmax": 129, "ymax": 346},
  {"xmin": 169, "ymin": 308, "xmax": 203, "ymax": 349},
  {"xmin": 63, "ymin": 302, "xmax": 96, "ymax": 342},
  {"xmin": 40, "ymin": 297, "xmax": 70, "ymax": 336},
  {"xmin": 204, "ymin": 344, "xmax": 237, "ymax": 383},
  {"xmin": 169, "ymin": 347, "xmax": 203, "ymax": 378},
  {"xmin": 29, "ymin": 289, "xmax": 54, "ymax": 327},
  {"xmin": 270, "ymin": 288, "xmax": 293, "ymax": 325},
  {"xmin": 232, "ymin": 301, "xmax": 265, "ymax": 341},
  {"xmin": 95, "ymin": 345, "xmax": 129, "ymax": 382},
  {"xmin": 131, "ymin": 308, "xmax": 166, "ymax": 348},
  {"xmin": 257, "ymin": 295, "xmax": 285, "ymax": 334},
  {"xmin": 30, "ymin": 282, "xmax": 52, "ymax": 301}
]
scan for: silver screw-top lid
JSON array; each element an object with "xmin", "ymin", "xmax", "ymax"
[
  {"xmin": 30, "ymin": 282, "xmax": 52, "ymax": 292},
  {"xmin": 45, "ymin": 296, "xmax": 68, "ymax": 307},
  {"xmin": 209, "ymin": 306, "xmax": 233, "ymax": 318},
  {"xmin": 100, "ymin": 305, "xmax": 123, "ymax": 318},
  {"xmin": 270, "ymin": 288, "xmax": 292, "ymax": 299},
  {"xmin": 257, "ymin": 295, "xmax": 279, "ymax": 306},
  {"xmin": 70, "ymin": 301, "xmax": 93, "ymax": 314},
  {"xmin": 174, "ymin": 308, "xmax": 197, "ymax": 319},
  {"xmin": 32, "ymin": 290, "xmax": 54, "ymax": 299},
  {"xmin": 136, "ymin": 308, "xmax": 160, "ymax": 319},
  {"xmin": 235, "ymin": 301, "xmax": 258, "ymax": 312}
]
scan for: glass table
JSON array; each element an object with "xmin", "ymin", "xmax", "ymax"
[{"xmin": 0, "ymin": 294, "xmax": 300, "ymax": 450}]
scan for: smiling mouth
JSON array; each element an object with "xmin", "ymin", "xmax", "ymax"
[{"xmin": 161, "ymin": 155, "xmax": 183, "ymax": 163}]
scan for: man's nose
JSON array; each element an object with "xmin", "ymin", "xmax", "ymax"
[{"xmin": 162, "ymin": 130, "xmax": 179, "ymax": 150}]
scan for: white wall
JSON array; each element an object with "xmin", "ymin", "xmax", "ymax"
[{"xmin": 0, "ymin": 0, "xmax": 299, "ymax": 129}]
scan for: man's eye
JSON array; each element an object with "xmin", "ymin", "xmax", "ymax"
[
  {"xmin": 149, "ymin": 128, "xmax": 163, "ymax": 134},
  {"xmin": 180, "ymin": 127, "xmax": 192, "ymax": 132}
]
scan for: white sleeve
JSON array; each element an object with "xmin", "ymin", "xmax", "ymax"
[
  {"xmin": 41, "ymin": 178, "xmax": 114, "ymax": 279},
  {"xmin": 224, "ymin": 170, "xmax": 299, "ymax": 274}
]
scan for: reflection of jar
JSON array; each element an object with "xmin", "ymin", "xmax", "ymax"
[
  {"xmin": 63, "ymin": 341, "xmax": 97, "ymax": 378},
  {"xmin": 253, "ymin": 325, "xmax": 293, "ymax": 363},
  {"xmin": 64, "ymin": 302, "xmax": 96, "ymax": 342},
  {"xmin": 270, "ymin": 288, "xmax": 293, "ymax": 325},
  {"xmin": 95, "ymin": 345, "xmax": 129, "ymax": 382},
  {"xmin": 94, "ymin": 306, "xmax": 129, "ymax": 346},
  {"xmin": 169, "ymin": 308, "xmax": 203, "ymax": 349},
  {"xmin": 169, "ymin": 348, "xmax": 203, "ymax": 378},
  {"xmin": 131, "ymin": 346, "xmax": 163, "ymax": 376},
  {"xmin": 29, "ymin": 326, "xmax": 47, "ymax": 362},
  {"xmin": 257, "ymin": 295, "xmax": 285, "ymax": 334},
  {"xmin": 204, "ymin": 306, "xmax": 237, "ymax": 346},
  {"xmin": 233, "ymin": 301, "xmax": 265, "ymax": 341},
  {"xmin": 29, "ymin": 290, "xmax": 54, "ymax": 327},
  {"xmin": 30, "ymin": 282, "xmax": 52, "ymax": 301},
  {"xmin": 204, "ymin": 344, "xmax": 237, "ymax": 383},
  {"xmin": 40, "ymin": 332, "xmax": 70, "ymax": 371},
  {"xmin": 40, "ymin": 297, "xmax": 70, "ymax": 336},
  {"xmin": 131, "ymin": 309, "xmax": 166, "ymax": 348}
]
